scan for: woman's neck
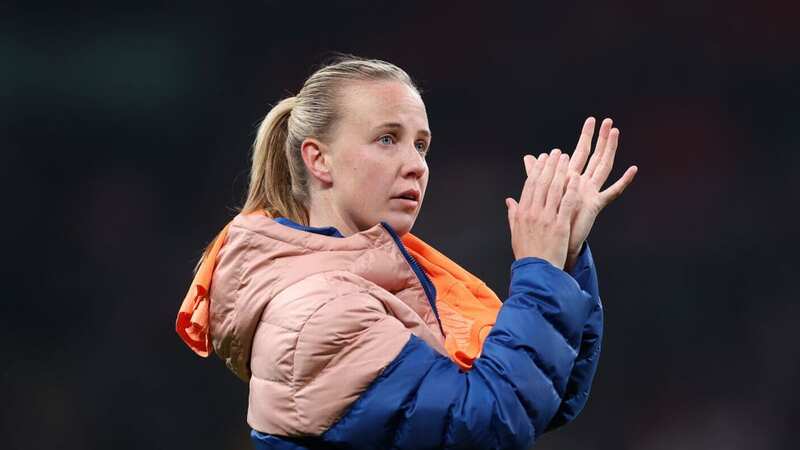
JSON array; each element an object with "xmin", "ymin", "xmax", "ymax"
[{"xmin": 307, "ymin": 193, "xmax": 359, "ymax": 237}]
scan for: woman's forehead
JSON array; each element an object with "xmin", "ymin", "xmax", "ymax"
[{"xmin": 339, "ymin": 81, "xmax": 429, "ymax": 132}]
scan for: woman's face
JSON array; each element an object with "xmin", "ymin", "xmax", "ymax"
[{"xmin": 324, "ymin": 80, "xmax": 431, "ymax": 236}]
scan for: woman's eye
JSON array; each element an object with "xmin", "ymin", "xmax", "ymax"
[
  {"xmin": 415, "ymin": 141, "xmax": 429, "ymax": 153},
  {"xmin": 378, "ymin": 135, "xmax": 394, "ymax": 145}
]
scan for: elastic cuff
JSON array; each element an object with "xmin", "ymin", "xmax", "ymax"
[
  {"xmin": 511, "ymin": 256, "xmax": 555, "ymax": 272},
  {"xmin": 567, "ymin": 242, "xmax": 593, "ymax": 278}
]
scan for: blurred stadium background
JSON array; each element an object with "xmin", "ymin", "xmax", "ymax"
[{"xmin": 1, "ymin": 1, "xmax": 798, "ymax": 449}]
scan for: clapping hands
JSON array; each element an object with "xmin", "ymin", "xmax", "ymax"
[{"xmin": 509, "ymin": 117, "xmax": 637, "ymax": 271}]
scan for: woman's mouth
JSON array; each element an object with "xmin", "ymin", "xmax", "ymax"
[
  {"xmin": 394, "ymin": 189, "xmax": 420, "ymax": 202},
  {"xmin": 392, "ymin": 189, "xmax": 420, "ymax": 208},
  {"xmin": 392, "ymin": 197, "xmax": 419, "ymax": 207}
]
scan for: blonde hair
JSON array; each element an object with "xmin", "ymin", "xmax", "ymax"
[{"xmin": 197, "ymin": 55, "xmax": 419, "ymax": 269}]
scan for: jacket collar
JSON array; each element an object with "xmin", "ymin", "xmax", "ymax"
[{"xmin": 273, "ymin": 217, "xmax": 344, "ymax": 238}]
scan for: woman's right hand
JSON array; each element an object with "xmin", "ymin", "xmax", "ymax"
[{"xmin": 505, "ymin": 149, "xmax": 579, "ymax": 270}]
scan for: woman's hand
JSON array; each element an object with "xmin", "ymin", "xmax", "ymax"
[
  {"xmin": 525, "ymin": 118, "xmax": 638, "ymax": 271},
  {"xmin": 505, "ymin": 149, "xmax": 579, "ymax": 270}
]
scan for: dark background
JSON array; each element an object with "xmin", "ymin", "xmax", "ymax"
[{"xmin": 2, "ymin": 1, "xmax": 798, "ymax": 449}]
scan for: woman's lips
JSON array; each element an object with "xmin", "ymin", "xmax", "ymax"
[
  {"xmin": 392, "ymin": 198, "xmax": 419, "ymax": 208},
  {"xmin": 395, "ymin": 189, "xmax": 420, "ymax": 201}
]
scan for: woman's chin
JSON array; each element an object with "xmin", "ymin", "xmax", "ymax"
[{"xmin": 384, "ymin": 213, "xmax": 417, "ymax": 236}]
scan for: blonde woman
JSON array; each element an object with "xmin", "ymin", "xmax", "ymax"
[{"xmin": 176, "ymin": 55, "xmax": 637, "ymax": 449}]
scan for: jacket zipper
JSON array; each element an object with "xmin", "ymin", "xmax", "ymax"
[{"xmin": 380, "ymin": 222, "xmax": 444, "ymax": 335}]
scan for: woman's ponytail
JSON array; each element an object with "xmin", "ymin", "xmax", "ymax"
[
  {"xmin": 242, "ymin": 96, "xmax": 308, "ymax": 224},
  {"xmin": 194, "ymin": 97, "xmax": 306, "ymax": 273}
]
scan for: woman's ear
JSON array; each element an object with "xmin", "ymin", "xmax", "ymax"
[{"xmin": 300, "ymin": 138, "xmax": 333, "ymax": 185}]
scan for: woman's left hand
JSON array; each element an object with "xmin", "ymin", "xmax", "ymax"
[{"xmin": 524, "ymin": 117, "xmax": 638, "ymax": 272}]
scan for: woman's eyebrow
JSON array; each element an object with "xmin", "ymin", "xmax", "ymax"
[{"xmin": 375, "ymin": 122, "xmax": 431, "ymax": 138}]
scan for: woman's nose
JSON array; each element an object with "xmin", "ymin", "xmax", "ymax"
[{"xmin": 402, "ymin": 145, "xmax": 427, "ymax": 178}]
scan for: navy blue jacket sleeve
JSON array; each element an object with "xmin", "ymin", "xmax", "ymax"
[
  {"xmin": 319, "ymin": 257, "xmax": 595, "ymax": 450},
  {"xmin": 545, "ymin": 242, "xmax": 604, "ymax": 431}
]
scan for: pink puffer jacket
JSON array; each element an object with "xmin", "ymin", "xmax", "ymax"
[{"xmin": 209, "ymin": 213, "xmax": 447, "ymax": 435}]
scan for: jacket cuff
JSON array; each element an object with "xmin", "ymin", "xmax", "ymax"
[
  {"xmin": 567, "ymin": 241, "xmax": 593, "ymax": 278},
  {"xmin": 511, "ymin": 256, "xmax": 556, "ymax": 272}
]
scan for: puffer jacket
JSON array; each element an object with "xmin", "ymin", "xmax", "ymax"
[{"xmin": 208, "ymin": 213, "xmax": 603, "ymax": 449}]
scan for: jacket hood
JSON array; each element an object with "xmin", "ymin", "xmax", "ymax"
[{"xmin": 208, "ymin": 213, "xmax": 438, "ymax": 381}]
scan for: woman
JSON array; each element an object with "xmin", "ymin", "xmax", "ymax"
[{"xmin": 176, "ymin": 56, "xmax": 637, "ymax": 449}]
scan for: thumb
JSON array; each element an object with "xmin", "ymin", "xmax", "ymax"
[
  {"xmin": 505, "ymin": 198, "xmax": 518, "ymax": 232},
  {"xmin": 557, "ymin": 176, "xmax": 579, "ymax": 226}
]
